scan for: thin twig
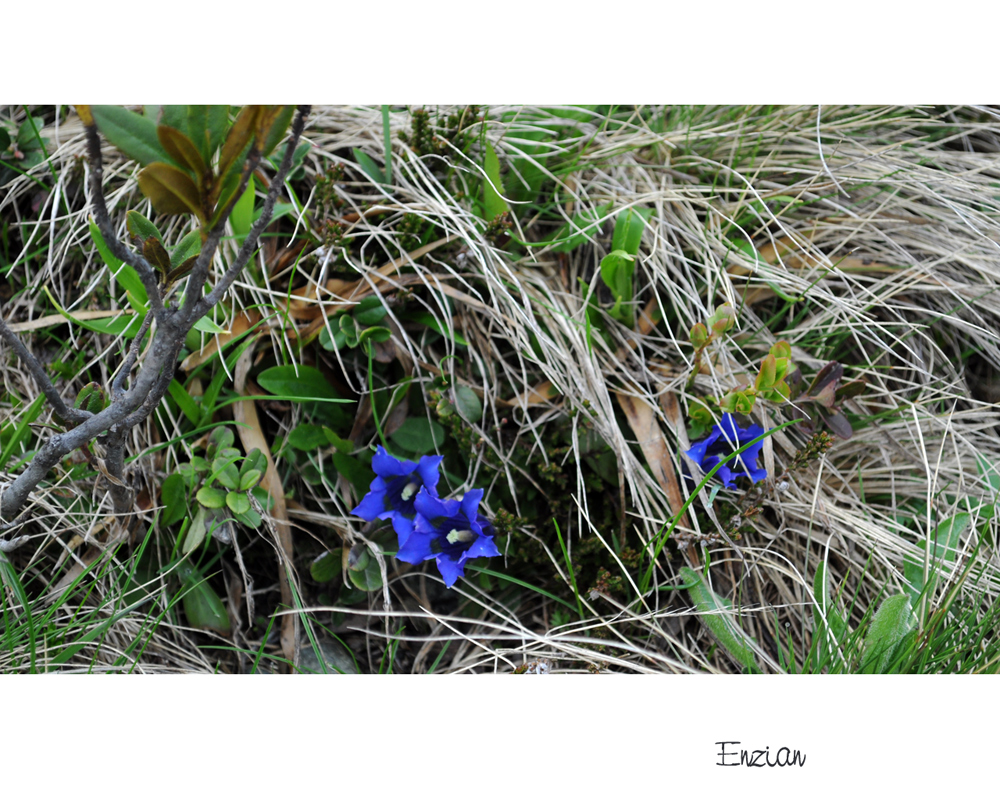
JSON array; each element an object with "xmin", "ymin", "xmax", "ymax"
[
  {"xmin": 83, "ymin": 123, "xmax": 168, "ymax": 322},
  {"xmin": 0, "ymin": 313, "xmax": 91, "ymax": 426}
]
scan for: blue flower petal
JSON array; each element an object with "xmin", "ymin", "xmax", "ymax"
[
  {"xmin": 391, "ymin": 513, "xmax": 414, "ymax": 546},
  {"xmin": 416, "ymin": 455, "xmax": 444, "ymax": 496},
  {"xmin": 372, "ymin": 446, "xmax": 418, "ymax": 478},
  {"xmin": 352, "ymin": 484, "xmax": 388, "ymax": 520},
  {"xmin": 685, "ymin": 413, "xmax": 768, "ymax": 487},
  {"xmin": 465, "ymin": 536, "xmax": 501, "ymax": 559},
  {"xmin": 436, "ymin": 556, "xmax": 464, "ymax": 587},
  {"xmin": 397, "ymin": 530, "xmax": 435, "ymax": 564},
  {"xmin": 414, "ymin": 489, "xmax": 456, "ymax": 521},
  {"xmin": 460, "ymin": 488, "xmax": 484, "ymax": 521}
]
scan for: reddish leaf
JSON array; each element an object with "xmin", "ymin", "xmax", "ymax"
[
  {"xmin": 157, "ymin": 125, "xmax": 208, "ymax": 183},
  {"xmin": 138, "ymin": 163, "xmax": 205, "ymax": 221}
]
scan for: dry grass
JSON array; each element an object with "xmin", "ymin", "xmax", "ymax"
[{"xmin": 1, "ymin": 104, "xmax": 998, "ymax": 673}]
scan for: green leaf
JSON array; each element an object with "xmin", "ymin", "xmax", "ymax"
[
  {"xmin": 611, "ymin": 206, "xmax": 652, "ymax": 256},
  {"xmin": 861, "ymin": 594, "xmax": 916, "ymax": 673},
  {"xmin": 231, "ymin": 174, "xmax": 254, "ymax": 249},
  {"xmin": 483, "ymin": 142, "xmax": 509, "ymax": 221},
  {"xmin": 260, "ymin": 106, "xmax": 295, "ymax": 157},
  {"xmin": 0, "ymin": 127, "xmax": 10, "ymax": 152},
  {"xmin": 43, "ymin": 285, "xmax": 144, "ymax": 338},
  {"xmin": 311, "ymin": 550, "xmax": 341, "ymax": 583},
  {"xmin": 218, "ymin": 106, "xmax": 258, "ymax": 186},
  {"xmin": 287, "ymin": 423, "xmax": 329, "ymax": 451},
  {"xmin": 681, "ymin": 567, "xmax": 761, "ymax": 672},
  {"xmin": 193, "ymin": 314, "xmax": 229, "ymax": 334},
  {"xmin": 187, "ymin": 105, "xmax": 230, "ymax": 164},
  {"xmin": 226, "ymin": 491, "xmax": 251, "ymax": 515},
  {"xmin": 0, "ymin": 394, "xmax": 45, "ymax": 470},
  {"xmin": 170, "ymin": 229, "xmax": 202, "ymax": 268},
  {"xmin": 138, "ymin": 163, "xmax": 205, "ymax": 221},
  {"xmin": 239, "ymin": 469, "xmax": 262, "ymax": 492},
  {"xmin": 812, "ymin": 559, "xmax": 849, "ymax": 670},
  {"xmin": 454, "ymin": 385, "xmax": 483, "ymax": 423},
  {"xmin": 332, "ymin": 451, "xmax": 372, "ymax": 497},
  {"xmin": 242, "ymin": 448, "xmax": 267, "ymax": 475},
  {"xmin": 90, "ymin": 106, "xmax": 175, "ymax": 167},
  {"xmin": 352, "ymin": 148, "xmax": 385, "ymax": 184},
  {"xmin": 256, "ymin": 365, "xmax": 343, "ymax": 402},
  {"xmin": 160, "ymin": 473, "xmax": 187, "ymax": 527},
  {"xmin": 125, "ymin": 211, "xmax": 164, "ymax": 244},
  {"xmin": 389, "ymin": 417, "xmax": 446, "ymax": 454},
  {"xmin": 89, "ymin": 220, "xmax": 147, "ymax": 304},
  {"xmin": 213, "ymin": 459, "xmax": 241, "ymax": 490},
  {"xmin": 904, "ymin": 512, "xmax": 971, "ymax": 606},
  {"xmin": 348, "ymin": 547, "xmax": 383, "ymax": 592},
  {"xmin": 196, "ymin": 486, "xmax": 227, "ymax": 509},
  {"xmin": 353, "ymin": 296, "xmax": 388, "ymax": 326},
  {"xmin": 177, "ymin": 562, "xmax": 231, "ymax": 635},
  {"xmin": 157, "ymin": 125, "xmax": 207, "ymax": 179},
  {"xmin": 167, "ymin": 379, "xmax": 201, "ymax": 425}
]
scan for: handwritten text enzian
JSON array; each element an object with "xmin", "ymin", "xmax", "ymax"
[{"xmin": 715, "ymin": 742, "xmax": 806, "ymax": 767}]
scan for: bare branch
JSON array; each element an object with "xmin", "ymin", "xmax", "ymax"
[
  {"xmin": 111, "ymin": 311, "xmax": 154, "ymax": 399},
  {"xmin": 0, "ymin": 313, "xmax": 91, "ymax": 426},
  {"xmin": 83, "ymin": 122, "xmax": 168, "ymax": 323},
  {"xmin": 179, "ymin": 147, "xmax": 264, "ymax": 326},
  {"xmin": 192, "ymin": 106, "xmax": 311, "ymax": 320}
]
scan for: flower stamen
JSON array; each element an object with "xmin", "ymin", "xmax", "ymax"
[
  {"xmin": 400, "ymin": 481, "xmax": 420, "ymax": 502},
  {"xmin": 446, "ymin": 528, "xmax": 475, "ymax": 545}
]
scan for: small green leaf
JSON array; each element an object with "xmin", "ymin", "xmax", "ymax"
[
  {"xmin": 348, "ymin": 547, "xmax": 383, "ymax": 592},
  {"xmin": 226, "ymin": 491, "xmax": 251, "ymax": 515},
  {"xmin": 483, "ymin": 142, "xmax": 509, "ymax": 221},
  {"xmin": 259, "ymin": 106, "xmax": 295, "ymax": 157},
  {"xmin": 352, "ymin": 148, "xmax": 385, "ymax": 184},
  {"xmin": 196, "ymin": 486, "xmax": 227, "ymax": 509},
  {"xmin": 230, "ymin": 174, "xmax": 254, "ymax": 248},
  {"xmin": 681, "ymin": 567, "xmax": 760, "ymax": 672},
  {"xmin": 89, "ymin": 220, "xmax": 147, "ymax": 303},
  {"xmin": 332, "ymin": 451, "xmax": 373, "ymax": 497},
  {"xmin": 178, "ymin": 562, "xmax": 231, "ymax": 635},
  {"xmin": 311, "ymin": 550, "xmax": 341, "ymax": 583},
  {"xmin": 183, "ymin": 505, "xmax": 208, "ymax": 556},
  {"xmin": 170, "ymin": 229, "xmax": 202, "ymax": 268},
  {"xmin": 389, "ymin": 417, "xmax": 446, "ymax": 454},
  {"xmin": 256, "ymin": 365, "xmax": 343, "ymax": 402},
  {"xmin": 209, "ymin": 426, "xmax": 235, "ymax": 451},
  {"xmin": 454, "ymin": 385, "xmax": 483, "ymax": 423},
  {"xmin": 126, "ymin": 211, "xmax": 164, "ymax": 244},
  {"xmin": 193, "ymin": 314, "xmax": 229, "ymax": 334},
  {"xmin": 91, "ymin": 105, "xmax": 175, "ymax": 167},
  {"xmin": 610, "ymin": 206, "xmax": 652, "ymax": 256},
  {"xmin": 213, "ymin": 460, "xmax": 241, "ymax": 491},
  {"xmin": 287, "ymin": 424, "xmax": 329, "ymax": 451},
  {"xmin": 242, "ymin": 448, "xmax": 267, "ymax": 475},
  {"xmin": 861, "ymin": 594, "xmax": 916, "ymax": 673},
  {"xmin": 238, "ymin": 469, "xmax": 262, "ymax": 492},
  {"xmin": 353, "ymin": 296, "xmax": 388, "ymax": 326}
]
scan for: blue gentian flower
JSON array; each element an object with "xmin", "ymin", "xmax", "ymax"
[
  {"xmin": 352, "ymin": 446, "xmax": 444, "ymax": 545},
  {"xmin": 686, "ymin": 413, "xmax": 767, "ymax": 489},
  {"xmin": 396, "ymin": 488, "xmax": 501, "ymax": 587}
]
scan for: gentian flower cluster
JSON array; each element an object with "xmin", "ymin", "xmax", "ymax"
[
  {"xmin": 352, "ymin": 446, "xmax": 500, "ymax": 587},
  {"xmin": 685, "ymin": 413, "xmax": 767, "ymax": 489}
]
